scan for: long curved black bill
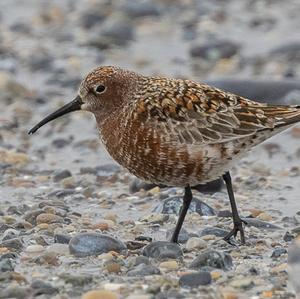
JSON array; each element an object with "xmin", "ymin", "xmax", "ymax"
[{"xmin": 28, "ymin": 95, "xmax": 83, "ymax": 135}]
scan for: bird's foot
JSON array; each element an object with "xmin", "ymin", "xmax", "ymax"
[
  {"xmin": 170, "ymin": 235, "xmax": 178, "ymax": 244},
  {"xmin": 224, "ymin": 218, "xmax": 247, "ymax": 245}
]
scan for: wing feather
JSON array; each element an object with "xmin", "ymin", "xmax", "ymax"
[{"xmin": 133, "ymin": 78, "xmax": 300, "ymax": 145}]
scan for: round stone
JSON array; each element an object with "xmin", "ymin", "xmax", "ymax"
[
  {"xmin": 126, "ymin": 264, "xmax": 160, "ymax": 277},
  {"xmin": 69, "ymin": 233, "xmax": 126, "ymax": 257},
  {"xmin": 25, "ymin": 245, "xmax": 45, "ymax": 254},
  {"xmin": 179, "ymin": 271, "xmax": 212, "ymax": 288},
  {"xmin": 81, "ymin": 290, "xmax": 119, "ymax": 299},
  {"xmin": 46, "ymin": 244, "xmax": 69, "ymax": 256},
  {"xmin": 142, "ymin": 241, "xmax": 182, "ymax": 260},
  {"xmin": 189, "ymin": 249, "xmax": 233, "ymax": 271},
  {"xmin": 159, "ymin": 260, "xmax": 179, "ymax": 271},
  {"xmin": 36, "ymin": 213, "xmax": 63, "ymax": 225},
  {"xmin": 154, "ymin": 196, "xmax": 215, "ymax": 216},
  {"xmin": 185, "ymin": 237, "xmax": 207, "ymax": 251}
]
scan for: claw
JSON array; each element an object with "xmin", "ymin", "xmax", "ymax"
[{"xmin": 224, "ymin": 219, "xmax": 246, "ymax": 245}]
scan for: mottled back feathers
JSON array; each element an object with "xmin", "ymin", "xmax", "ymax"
[{"xmin": 132, "ymin": 76, "xmax": 300, "ymax": 145}]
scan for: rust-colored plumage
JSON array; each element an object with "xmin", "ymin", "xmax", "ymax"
[
  {"xmin": 80, "ymin": 66, "xmax": 300, "ymax": 186},
  {"xmin": 29, "ymin": 66, "xmax": 300, "ymax": 244}
]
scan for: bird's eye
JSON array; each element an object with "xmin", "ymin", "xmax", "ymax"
[{"xmin": 95, "ymin": 85, "xmax": 106, "ymax": 93}]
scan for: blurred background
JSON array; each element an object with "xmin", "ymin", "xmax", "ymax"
[{"xmin": 1, "ymin": 1, "xmax": 300, "ymax": 298}]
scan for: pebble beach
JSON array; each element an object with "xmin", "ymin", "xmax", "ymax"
[{"xmin": 1, "ymin": 0, "xmax": 300, "ymax": 298}]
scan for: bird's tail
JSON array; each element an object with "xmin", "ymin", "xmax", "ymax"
[{"xmin": 262, "ymin": 104, "xmax": 300, "ymax": 129}]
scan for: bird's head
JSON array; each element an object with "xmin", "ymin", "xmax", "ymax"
[{"xmin": 28, "ymin": 66, "xmax": 140, "ymax": 134}]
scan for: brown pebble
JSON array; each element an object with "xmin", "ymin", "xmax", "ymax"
[
  {"xmin": 247, "ymin": 208, "xmax": 263, "ymax": 218},
  {"xmin": 81, "ymin": 290, "xmax": 119, "ymax": 299},
  {"xmin": 257, "ymin": 212, "xmax": 273, "ymax": 221},
  {"xmin": 159, "ymin": 260, "xmax": 178, "ymax": 271},
  {"xmin": 11, "ymin": 272, "xmax": 28, "ymax": 283},
  {"xmin": 261, "ymin": 291, "xmax": 274, "ymax": 298},
  {"xmin": 21, "ymin": 221, "xmax": 34, "ymax": 230},
  {"xmin": 0, "ymin": 149, "xmax": 29, "ymax": 165},
  {"xmin": 35, "ymin": 252, "xmax": 59, "ymax": 266},
  {"xmin": 36, "ymin": 213, "xmax": 63, "ymax": 224},
  {"xmin": 36, "ymin": 223, "xmax": 49, "ymax": 230},
  {"xmin": 92, "ymin": 222, "xmax": 109, "ymax": 231},
  {"xmin": 105, "ymin": 262, "xmax": 121, "ymax": 273},
  {"xmin": 222, "ymin": 292, "xmax": 238, "ymax": 299},
  {"xmin": 10, "ymin": 178, "xmax": 35, "ymax": 188},
  {"xmin": 0, "ymin": 247, "xmax": 9, "ymax": 253},
  {"xmin": 211, "ymin": 270, "xmax": 222, "ymax": 281}
]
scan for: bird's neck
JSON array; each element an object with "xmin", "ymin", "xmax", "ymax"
[{"xmin": 94, "ymin": 108, "xmax": 129, "ymax": 158}]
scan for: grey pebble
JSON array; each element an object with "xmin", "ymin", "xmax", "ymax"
[
  {"xmin": 231, "ymin": 277, "xmax": 254, "ymax": 290},
  {"xmin": 2, "ymin": 228, "xmax": 19, "ymax": 241},
  {"xmin": 122, "ymin": 0, "xmax": 161, "ymax": 18},
  {"xmin": 127, "ymin": 256, "xmax": 150, "ymax": 268},
  {"xmin": 31, "ymin": 280, "xmax": 58, "ymax": 296},
  {"xmin": 127, "ymin": 264, "xmax": 160, "ymax": 277},
  {"xmin": 52, "ymin": 169, "xmax": 72, "ymax": 182},
  {"xmin": 0, "ymin": 258, "xmax": 14, "ymax": 272},
  {"xmin": 47, "ymin": 189, "xmax": 76, "ymax": 198},
  {"xmin": 217, "ymin": 210, "xmax": 232, "ymax": 218},
  {"xmin": 190, "ymin": 249, "xmax": 233, "ymax": 271},
  {"xmin": 288, "ymin": 239, "xmax": 300, "ymax": 294},
  {"xmin": 95, "ymin": 164, "xmax": 120, "ymax": 176},
  {"xmin": 59, "ymin": 273, "xmax": 93, "ymax": 286},
  {"xmin": 54, "ymin": 233, "xmax": 72, "ymax": 244},
  {"xmin": 10, "ymin": 22, "xmax": 31, "ymax": 34},
  {"xmin": 88, "ymin": 18, "xmax": 134, "ymax": 49},
  {"xmin": 199, "ymin": 227, "xmax": 229, "ymax": 238},
  {"xmin": 52, "ymin": 138, "xmax": 72, "ymax": 149},
  {"xmin": 0, "ymin": 224, "xmax": 12, "ymax": 233},
  {"xmin": 0, "ymin": 285, "xmax": 31, "ymax": 299},
  {"xmin": 80, "ymin": 167, "xmax": 98, "ymax": 175},
  {"xmin": 69, "ymin": 233, "xmax": 127, "ymax": 257},
  {"xmin": 292, "ymin": 226, "xmax": 300, "ymax": 235},
  {"xmin": 23, "ymin": 209, "xmax": 44, "ymax": 225},
  {"xmin": 0, "ymin": 253, "xmax": 17, "ymax": 260},
  {"xmin": 154, "ymin": 196, "xmax": 215, "ymax": 216},
  {"xmin": 270, "ymin": 42, "xmax": 300, "ymax": 61},
  {"xmin": 0, "ymin": 238, "xmax": 23, "ymax": 251},
  {"xmin": 179, "ymin": 271, "xmax": 212, "ymax": 288},
  {"xmin": 102, "ymin": 20, "xmax": 134, "ymax": 46},
  {"xmin": 271, "ymin": 248, "xmax": 287, "ymax": 258},
  {"xmin": 284, "ymin": 231, "xmax": 295, "ymax": 242},
  {"xmin": 142, "ymin": 241, "xmax": 183, "ymax": 260},
  {"xmin": 134, "ymin": 255, "xmax": 151, "ymax": 265},
  {"xmin": 242, "ymin": 218, "xmax": 282, "ymax": 230},
  {"xmin": 7, "ymin": 204, "xmax": 29, "ymax": 215},
  {"xmin": 80, "ymin": 11, "xmax": 106, "ymax": 29},
  {"xmin": 28, "ymin": 54, "xmax": 53, "ymax": 71},
  {"xmin": 166, "ymin": 227, "xmax": 190, "ymax": 244},
  {"xmin": 190, "ymin": 40, "xmax": 240, "ymax": 60}
]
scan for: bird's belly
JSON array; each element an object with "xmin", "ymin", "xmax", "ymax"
[
  {"xmin": 106, "ymin": 138, "xmax": 235, "ymax": 187},
  {"xmin": 99, "ymin": 118, "xmax": 240, "ymax": 187}
]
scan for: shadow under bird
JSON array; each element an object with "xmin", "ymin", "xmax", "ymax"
[{"xmin": 29, "ymin": 66, "xmax": 300, "ymax": 245}]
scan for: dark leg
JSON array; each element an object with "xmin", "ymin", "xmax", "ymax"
[
  {"xmin": 170, "ymin": 185, "xmax": 193, "ymax": 243},
  {"xmin": 222, "ymin": 171, "xmax": 246, "ymax": 244}
]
